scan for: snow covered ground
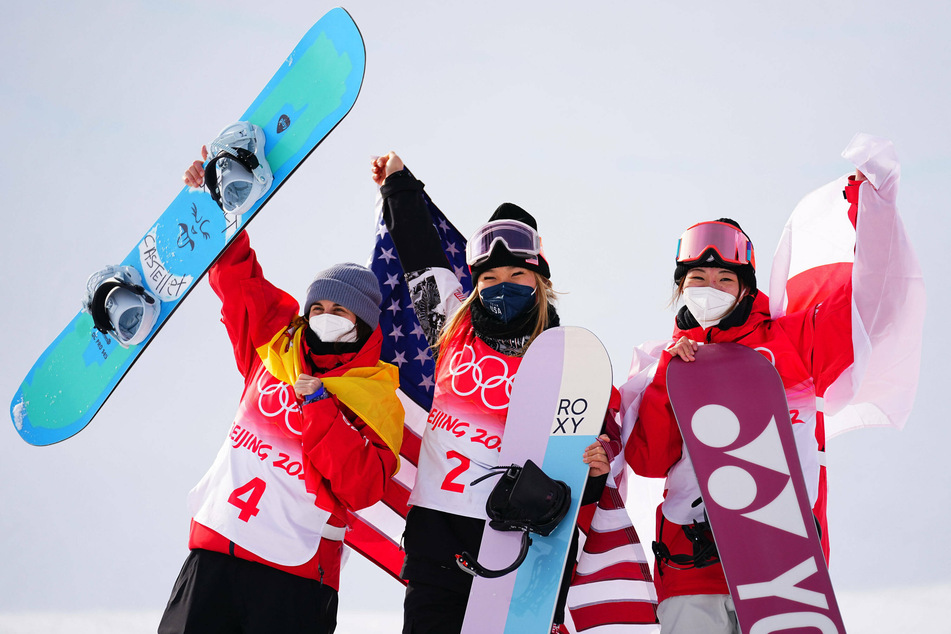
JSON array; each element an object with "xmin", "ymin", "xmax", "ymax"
[{"xmin": 0, "ymin": 584, "xmax": 946, "ymax": 634}]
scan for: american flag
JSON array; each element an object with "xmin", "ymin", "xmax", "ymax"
[
  {"xmin": 347, "ymin": 190, "xmax": 659, "ymax": 632},
  {"xmin": 344, "ymin": 189, "xmax": 471, "ymax": 582}
]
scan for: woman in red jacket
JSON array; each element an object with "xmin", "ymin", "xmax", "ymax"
[
  {"xmin": 624, "ymin": 216, "xmax": 832, "ymax": 633},
  {"xmin": 158, "ymin": 154, "xmax": 403, "ymax": 634},
  {"xmin": 623, "ymin": 134, "xmax": 923, "ymax": 633}
]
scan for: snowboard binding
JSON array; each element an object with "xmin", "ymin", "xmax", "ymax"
[
  {"xmin": 203, "ymin": 121, "xmax": 273, "ymax": 219},
  {"xmin": 82, "ymin": 265, "xmax": 161, "ymax": 348},
  {"xmin": 652, "ymin": 505, "xmax": 720, "ymax": 573},
  {"xmin": 456, "ymin": 460, "xmax": 571, "ymax": 578}
]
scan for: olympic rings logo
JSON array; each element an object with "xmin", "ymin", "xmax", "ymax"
[
  {"xmin": 447, "ymin": 344, "xmax": 515, "ymax": 411},
  {"xmin": 256, "ymin": 372, "xmax": 302, "ymax": 436}
]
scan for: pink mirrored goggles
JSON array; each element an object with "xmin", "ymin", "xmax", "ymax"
[{"xmin": 676, "ymin": 221, "xmax": 755, "ymax": 269}]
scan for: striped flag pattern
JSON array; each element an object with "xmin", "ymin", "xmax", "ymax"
[
  {"xmin": 569, "ymin": 483, "xmax": 659, "ymax": 631},
  {"xmin": 345, "ymin": 190, "xmax": 472, "ymax": 582}
]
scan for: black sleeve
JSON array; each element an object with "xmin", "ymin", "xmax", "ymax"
[
  {"xmin": 581, "ymin": 472, "xmax": 609, "ymax": 505},
  {"xmin": 579, "ymin": 415, "xmax": 612, "ymax": 505},
  {"xmin": 380, "ymin": 169, "xmax": 452, "ymax": 274}
]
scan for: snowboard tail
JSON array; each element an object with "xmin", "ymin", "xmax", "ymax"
[
  {"xmin": 666, "ymin": 343, "xmax": 846, "ymax": 633},
  {"xmin": 11, "ymin": 8, "xmax": 365, "ymax": 445},
  {"xmin": 461, "ymin": 327, "xmax": 612, "ymax": 634}
]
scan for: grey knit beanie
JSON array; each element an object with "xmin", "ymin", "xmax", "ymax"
[{"xmin": 303, "ymin": 263, "xmax": 382, "ymax": 329}]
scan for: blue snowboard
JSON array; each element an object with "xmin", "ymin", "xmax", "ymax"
[
  {"xmin": 10, "ymin": 8, "xmax": 365, "ymax": 446},
  {"xmin": 461, "ymin": 326, "xmax": 613, "ymax": 633}
]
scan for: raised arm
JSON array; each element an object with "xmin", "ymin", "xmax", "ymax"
[
  {"xmin": 207, "ymin": 231, "xmax": 300, "ymax": 379},
  {"xmin": 373, "ymin": 152, "xmax": 466, "ymax": 348},
  {"xmin": 777, "ymin": 134, "xmax": 924, "ymax": 432}
]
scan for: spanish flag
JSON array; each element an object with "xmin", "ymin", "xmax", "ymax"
[{"xmin": 256, "ymin": 319, "xmax": 404, "ymax": 473}]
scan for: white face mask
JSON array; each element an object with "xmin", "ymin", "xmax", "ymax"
[
  {"xmin": 682, "ymin": 286, "xmax": 738, "ymax": 330},
  {"xmin": 309, "ymin": 313, "xmax": 358, "ymax": 343}
]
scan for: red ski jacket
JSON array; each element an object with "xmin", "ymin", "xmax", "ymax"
[
  {"xmin": 186, "ymin": 231, "xmax": 398, "ymax": 589},
  {"xmin": 625, "ymin": 180, "xmax": 861, "ymax": 602}
]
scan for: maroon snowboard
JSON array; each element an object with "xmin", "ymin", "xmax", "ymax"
[{"xmin": 667, "ymin": 343, "xmax": 846, "ymax": 633}]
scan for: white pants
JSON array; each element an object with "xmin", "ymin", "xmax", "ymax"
[{"xmin": 657, "ymin": 594, "xmax": 739, "ymax": 634}]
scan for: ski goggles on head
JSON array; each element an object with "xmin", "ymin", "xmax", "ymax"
[
  {"xmin": 466, "ymin": 220, "xmax": 541, "ymax": 267},
  {"xmin": 676, "ymin": 221, "xmax": 755, "ymax": 269}
]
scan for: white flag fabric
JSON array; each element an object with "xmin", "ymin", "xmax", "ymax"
[{"xmin": 769, "ymin": 133, "xmax": 925, "ymax": 437}]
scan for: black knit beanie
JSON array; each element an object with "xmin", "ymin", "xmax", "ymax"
[{"xmin": 469, "ymin": 203, "xmax": 552, "ymax": 281}]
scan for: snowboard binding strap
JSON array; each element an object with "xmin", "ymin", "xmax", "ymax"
[
  {"xmin": 652, "ymin": 512, "xmax": 721, "ymax": 573},
  {"xmin": 203, "ymin": 121, "xmax": 273, "ymax": 218},
  {"xmin": 456, "ymin": 460, "xmax": 571, "ymax": 578},
  {"xmin": 82, "ymin": 265, "xmax": 161, "ymax": 348},
  {"xmin": 457, "ymin": 531, "xmax": 533, "ymax": 579}
]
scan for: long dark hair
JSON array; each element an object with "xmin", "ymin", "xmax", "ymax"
[{"xmin": 346, "ymin": 318, "xmax": 374, "ymax": 350}]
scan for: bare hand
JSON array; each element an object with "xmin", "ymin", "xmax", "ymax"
[
  {"xmin": 583, "ymin": 434, "xmax": 612, "ymax": 477},
  {"xmin": 668, "ymin": 336, "xmax": 700, "ymax": 362},
  {"xmin": 183, "ymin": 146, "xmax": 210, "ymax": 189},
  {"xmin": 370, "ymin": 151, "xmax": 404, "ymax": 186},
  {"xmin": 293, "ymin": 373, "xmax": 324, "ymax": 400}
]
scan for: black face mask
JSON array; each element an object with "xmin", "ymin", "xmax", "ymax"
[
  {"xmin": 478, "ymin": 282, "xmax": 537, "ymax": 323},
  {"xmin": 468, "ymin": 298, "xmax": 561, "ymax": 358}
]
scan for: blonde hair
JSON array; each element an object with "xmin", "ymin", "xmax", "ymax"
[{"xmin": 435, "ymin": 272, "xmax": 556, "ymax": 358}]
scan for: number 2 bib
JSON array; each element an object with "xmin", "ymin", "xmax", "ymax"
[{"xmin": 408, "ymin": 320, "xmax": 522, "ymax": 519}]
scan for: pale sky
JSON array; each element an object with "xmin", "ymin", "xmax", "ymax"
[{"xmin": 1, "ymin": 1, "xmax": 948, "ymax": 630}]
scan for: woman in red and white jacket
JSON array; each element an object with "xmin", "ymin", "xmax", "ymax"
[
  {"xmin": 621, "ymin": 134, "xmax": 924, "ymax": 633},
  {"xmin": 159, "ymin": 161, "xmax": 403, "ymax": 634}
]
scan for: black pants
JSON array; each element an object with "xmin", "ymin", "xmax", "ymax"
[
  {"xmin": 400, "ymin": 503, "xmax": 586, "ymax": 633},
  {"xmin": 402, "ymin": 580, "xmax": 468, "ymax": 634},
  {"xmin": 158, "ymin": 549, "xmax": 338, "ymax": 634},
  {"xmin": 402, "ymin": 544, "xmax": 576, "ymax": 634}
]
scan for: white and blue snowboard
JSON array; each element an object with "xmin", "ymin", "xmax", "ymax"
[
  {"xmin": 10, "ymin": 8, "xmax": 365, "ymax": 446},
  {"xmin": 460, "ymin": 326, "xmax": 613, "ymax": 634}
]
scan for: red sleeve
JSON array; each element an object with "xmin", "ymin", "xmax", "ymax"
[
  {"xmin": 776, "ymin": 179, "xmax": 859, "ymax": 393},
  {"xmin": 599, "ymin": 386, "xmax": 623, "ymax": 462},
  {"xmin": 845, "ymin": 175, "xmax": 860, "ymax": 229},
  {"xmin": 300, "ymin": 398, "xmax": 397, "ymax": 512},
  {"xmin": 207, "ymin": 231, "xmax": 301, "ymax": 378},
  {"xmin": 776, "ymin": 282, "xmax": 854, "ymax": 396},
  {"xmin": 624, "ymin": 354, "xmax": 684, "ymax": 478}
]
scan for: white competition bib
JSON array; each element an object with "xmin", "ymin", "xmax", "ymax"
[
  {"xmin": 408, "ymin": 328, "xmax": 521, "ymax": 519},
  {"xmin": 189, "ymin": 367, "xmax": 331, "ymax": 566}
]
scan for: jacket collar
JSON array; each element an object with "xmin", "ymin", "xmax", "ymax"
[{"xmin": 304, "ymin": 326, "xmax": 384, "ymax": 377}]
